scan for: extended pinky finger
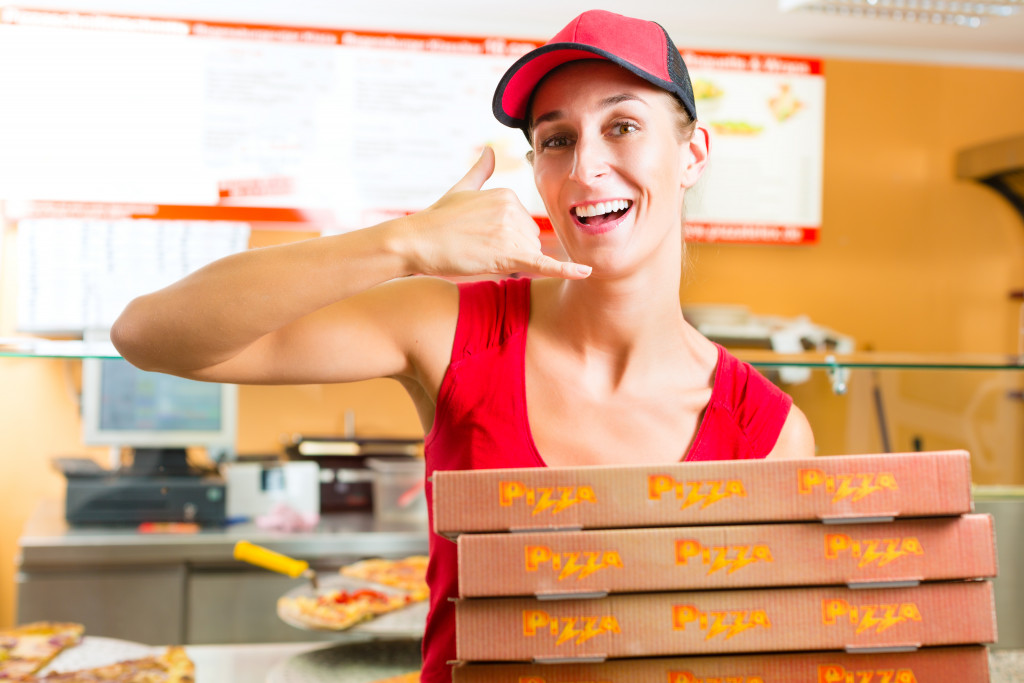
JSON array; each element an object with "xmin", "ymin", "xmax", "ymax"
[{"xmin": 532, "ymin": 255, "xmax": 592, "ymax": 280}]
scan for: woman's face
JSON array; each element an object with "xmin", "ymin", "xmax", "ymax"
[{"xmin": 529, "ymin": 60, "xmax": 705, "ymax": 277}]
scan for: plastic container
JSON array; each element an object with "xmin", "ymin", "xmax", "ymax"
[{"xmin": 365, "ymin": 456, "xmax": 427, "ymax": 524}]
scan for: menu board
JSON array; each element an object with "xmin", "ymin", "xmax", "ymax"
[
  {"xmin": 16, "ymin": 217, "xmax": 250, "ymax": 332},
  {"xmin": 685, "ymin": 51, "xmax": 825, "ymax": 245},
  {"xmin": 0, "ymin": 7, "xmax": 824, "ymax": 246}
]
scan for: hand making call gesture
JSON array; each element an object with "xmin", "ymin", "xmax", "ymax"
[{"xmin": 400, "ymin": 147, "xmax": 591, "ymax": 280}]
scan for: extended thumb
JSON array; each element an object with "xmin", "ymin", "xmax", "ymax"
[{"xmin": 447, "ymin": 146, "xmax": 496, "ymax": 194}]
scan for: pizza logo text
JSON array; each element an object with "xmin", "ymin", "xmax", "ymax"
[
  {"xmin": 648, "ymin": 475, "xmax": 746, "ymax": 510},
  {"xmin": 675, "ymin": 539, "xmax": 773, "ymax": 575},
  {"xmin": 797, "ymin": 469, "xmax": 898, "ymax": 503},
  {"xmin": 522, "ymin": 610, "xmax": 621, "ymax": 646},
  {"xmin": 822, "ymin": 599, "xmax": 922, "ymax": 635},
  {"xmin": 669, "ymin": 674, "xmax": 765, "ymax": 683},
  {"xmin": 672, "ymin": 605, "xmax": 771, "ymax": 640},
  {"xmin": 824, "ymin": 533, "xmax": 924, "ymax": 568},
  {"xmin": 524, "ymin": 546, "xmax": 624, "ymax": 581},
  {"xmin": 818, "ymin": 665, "xmax": 919, "ymax": 683},
  {"xmin": 499, "ymin": 481, "xmax": 597, "ymax": 515}
]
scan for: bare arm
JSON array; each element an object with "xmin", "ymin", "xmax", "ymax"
[
  {"xmin": 765, "ymin": 404, "xmax": 816, "ymax": 460},
  {"xmin": 111, "ymin": 148, "xmax": 590, "ymax": 387}
]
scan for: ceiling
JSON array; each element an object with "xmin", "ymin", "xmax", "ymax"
[{"xmin": 10, "ymin": 0, "xmax": 1024, "ymax": 69}]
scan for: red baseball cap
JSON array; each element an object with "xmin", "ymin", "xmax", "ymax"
[{"xmin": 492, "ymin": 10, "xmax": 697, "ymax": 138}]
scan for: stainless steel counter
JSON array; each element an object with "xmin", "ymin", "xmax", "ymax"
[
  {"xmin": 17, "ymin": 500, "xmax": 430, "ymax": 645},
  {"xmin": 19, "ymin": 499, "xmax": 429, "ymax": 567}
]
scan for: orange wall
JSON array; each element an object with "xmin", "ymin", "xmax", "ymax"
[
  {"xmin": 3, "ymin": 57, "xmax": 1024, "ymax": 630},
  {"xmin": 683, "ymin": 59, "xmax": 1024, "ymax": 471},
  {"xmin": 686, "ymin": 60, "xmax": 1024, "ymax": 355}
]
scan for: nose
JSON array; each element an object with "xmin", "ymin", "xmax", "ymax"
[{"xmin": 568, "ymin": 133, "xmax": 609, "ymax": 185}]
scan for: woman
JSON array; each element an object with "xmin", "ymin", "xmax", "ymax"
[{"xmin": 112, "ymin": 9, "xmax": 814, "ymax": 681}]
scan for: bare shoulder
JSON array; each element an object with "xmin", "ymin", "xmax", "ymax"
[{"xmin": 765, "ymin": 403, "xmax": 816, "ymax": 460}]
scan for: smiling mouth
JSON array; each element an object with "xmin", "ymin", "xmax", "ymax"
[{"xmin": 572, "ymin": 199, "xmax": 632, "ymax": 230}]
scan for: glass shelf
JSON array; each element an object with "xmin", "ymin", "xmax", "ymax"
[
  {"xmin": 4, "ymin": 338, "xmax": 1024, "ymax": 371},
  {"xmin": 736, "ymin": 349, "xmax": 1024, "ymax": 371}
]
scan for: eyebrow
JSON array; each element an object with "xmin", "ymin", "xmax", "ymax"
[{"xmin": 531, "ymin": 93, "xmax": 647, "ymax": 129}]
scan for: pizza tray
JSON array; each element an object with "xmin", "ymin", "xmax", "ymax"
[
  {"xmin": 276, "ymin": 574, "xmax": 427, "ymax": 636},
  {"xmin": 39, "ymin": 636, "xmax": 159, "ymax": 675},
  {"xmin": 267, "ymin": 639, "xmax": 421, "ymax": 683}
]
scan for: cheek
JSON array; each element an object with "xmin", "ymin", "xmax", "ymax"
[{"xmin": 533, "ymin": 163, "xmax": 565, "ymax": 205}]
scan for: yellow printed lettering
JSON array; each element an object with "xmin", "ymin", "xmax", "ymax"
[
  {"xmin": 816, "ymin": 665, "xmax": 918, "ymax": 683},
  {"xmin": 824, "ymin": 535, "xmax": 924, "ymax": 568},
  {"xmin": 522, "ymin": 547, "xmax": 624, "ymax": 581},
  {"xmin": 499, "ymin": 483, "xmax": 597, "ymax": 515},
  {"xmin": 647, "ymin": 476, "xmax": 747, "ymax": 509},
  {"xmin": 521, "ymin": 610, "xmax": 619, "ymax": 646},
  {"xmin": 674, "ymin": 539, "xmax": 773, "ymax": 575},
  {"xmin": 798, "ymin": 470, "xmax": 900, "ymax": 503},
  {"xmin": 821, "ymin": 599, "xmax": 922, "ymax": 634},
  {"xmin": 671, "ymin": 605, "xmax": 770, "ymax": 640}
]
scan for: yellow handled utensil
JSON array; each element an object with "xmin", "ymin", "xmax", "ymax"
[{"xmin": 233, "ymin": 540, "xmax": 319, "ymax": 590}]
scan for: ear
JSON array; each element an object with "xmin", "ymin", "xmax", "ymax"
[{"xmin": 679, "ymin": 124, "xmax": 710, "ymax": 189}]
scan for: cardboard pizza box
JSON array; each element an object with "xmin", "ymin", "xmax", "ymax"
[
  {"xmin": 451, "ymin": 645, "xmax": 991, "ymax": 683},
  {"xmin": 457, "ymin": 514, "xmax": 996, "ymax": 598},
  {"xmin": 454, "ymin": 580, "xmax": 996, "ymax": 662},
  {"xmin": 433, "ymin": 450, "xmax": 973, "ymax": 537}
]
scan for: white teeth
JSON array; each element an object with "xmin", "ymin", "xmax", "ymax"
[{"xmin": 574, "ymin": 200, "xmax": 630, "ymax": 218}]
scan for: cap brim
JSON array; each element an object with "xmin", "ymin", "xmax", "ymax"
[{"xmin": 492, "ymin": 42, "xmax": 679, "ymax": 134}]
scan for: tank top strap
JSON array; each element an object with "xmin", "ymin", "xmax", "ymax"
[{"xmin": 451, "ymin": 278, "xmax": 532, "ymax": 364}]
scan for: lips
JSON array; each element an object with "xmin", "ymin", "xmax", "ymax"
[{"xmin": 571, "ymin": 199, "xmax": 633, "ymax": 235}]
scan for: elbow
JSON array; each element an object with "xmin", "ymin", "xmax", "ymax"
[{"xmin": 110, "ymin": 300, "xmax": 157, "ymax": 371}]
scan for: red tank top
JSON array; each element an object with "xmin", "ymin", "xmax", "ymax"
[{"xmin": 419, "ymin": 278, "xmax": 793, "ymax": 682}]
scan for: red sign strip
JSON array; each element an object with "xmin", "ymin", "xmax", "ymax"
[{"xmin": 7, "ymin": 200, "xmax": 331, "ymax": 224}]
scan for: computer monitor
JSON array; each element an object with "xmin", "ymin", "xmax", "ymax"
[{"xmin": 81, "ymin": 356, "xmax": 238, "ymax": 471}]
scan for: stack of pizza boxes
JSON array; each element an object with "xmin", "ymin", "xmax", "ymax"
[{"xmin": 433, "ymin": 449, "xmax": 998, "ymax": 682}]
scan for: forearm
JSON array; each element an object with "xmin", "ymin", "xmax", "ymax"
[
  {"xmin": 112, "ymin": 147, "xmax": 585, "ymax": 379},
  {"xmin": 111, "ymin": 219, "xmax": 412, "ymax": 375}
]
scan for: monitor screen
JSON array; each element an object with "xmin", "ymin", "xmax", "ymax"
[{"xmin": 81, "ymin": 357, "xmax": 237, "ymax": 457}]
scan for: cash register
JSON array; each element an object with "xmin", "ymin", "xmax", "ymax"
[{"xmin": 54, "ymin": 355, "xmax": 236, "ymax": 526}]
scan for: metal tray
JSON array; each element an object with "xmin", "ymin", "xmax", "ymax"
[{"xmin": 266, "ymin": 638, "xmax": 421, "ymax": 683}]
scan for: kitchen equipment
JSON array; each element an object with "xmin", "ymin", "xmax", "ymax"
[
  {"xmin": 285, "ymin": 436, "xmax": 422, "ymax": 513},
  {"xmin": 365, "ymin": 457, "xmax": 427, "ymax": 525},
  {"xmin": 233, "ymin": 540, "xmax": 319, "ymax": 590},
  {"xmin": 53, "ymin": 457, "xmax": 226, "ymax": 527},
  {"xmin": 223, "ymin": 461, "xmax": 320, "ymax": 520}
]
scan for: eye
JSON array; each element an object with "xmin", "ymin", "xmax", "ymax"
[
  {"xmin": 611, "ymin": 121, "xmax": 639, "ymax": 136},
  {"xmin": 539, "ymin": 133, "xmax": 572, "ymax": 150}
]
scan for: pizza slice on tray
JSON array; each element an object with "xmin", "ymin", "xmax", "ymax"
[
  {"xmin": 28, "ymin": 645, "xmax": 194, "ymax": 683},
  {"xmin": 340, "ymin": 555, "xmax": 429, "ymax": 601},
  {"xmin": 0, "ymin": 622, "xmax": 84, "ymax": 680},
  {"xmin": 278, "ymin": 588, "xmax": 416, "ymax": 631}
]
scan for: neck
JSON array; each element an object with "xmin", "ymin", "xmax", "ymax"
[{"xmin": 533, "ymin": 240, "xmax": 690, "ymax": 383}]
